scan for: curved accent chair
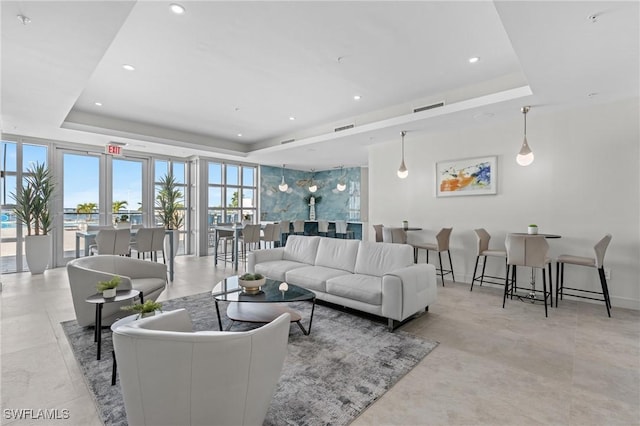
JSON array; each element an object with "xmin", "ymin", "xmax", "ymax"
[
  {"xmin": 67, "ymin": 255, "xmax": 167, "ymax": 327},
  {"xmin": 412, "ymin": 228, "xmax": 454, "ymax": 286},
  {"xmin": 556, "ymin": 234, "xmax": 612, "ymax": 317},
  {"xmin": 470, "ymin": 228, "xmax": 507, "ymax": 291},
  {"xmin": 504, "ymin": 234, "xmax": 552, "ymax": 317},
  {"xmin": 113, "ymin": 309, "xmax": 290, "ymax": 426}
]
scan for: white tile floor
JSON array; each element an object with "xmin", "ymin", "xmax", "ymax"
[{"xmin": 2, "ymin": 255, "xmax": 639, "ymax": 425}]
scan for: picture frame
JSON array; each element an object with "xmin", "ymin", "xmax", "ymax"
[{"xmin": 436, "ymin": 155, "xmax": 497, "ymax": 197}]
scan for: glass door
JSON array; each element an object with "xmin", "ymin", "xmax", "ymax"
[
  {"xmin": 58, "ymin": 151, "xmax": 103, "ymax": 263},
  {"xmin": 112, "ymin": 158, "xmax": 145, "ymax": 227}
]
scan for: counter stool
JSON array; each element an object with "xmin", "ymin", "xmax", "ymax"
[
  {"xmin": 279, "ymin": 220, "xmax": 291, "ymax": 245},
  {"xmin": 504, "ymin": 234, "xmax": 553, "ymax": 317},
  {"xmin": 382, "ymin": 227, "xmax": 407, "ymax": 244},
  {"xmin": 334, "ymin": 220, "xmax": 354, "ymax": 239},
  {"xmin": 293, "ymin": 220, "xmax": 305, "ymax": 235},
  {"xmin": 556, "ymin": 234, "xmax": 612, "ymax": 317},
  {"xmin": 318, "ymin": 220, "xmax": 330, "ymax": 237},
  {"xmin": 413, "ymin": 227, "xmax": 454, "ymax": 286},
  {"xmin": 471, "ymin": 228, "xmax": 508, "ymax": 291}
]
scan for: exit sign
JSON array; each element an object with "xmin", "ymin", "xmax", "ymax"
[{"xmin": 106, "ymin": 144, "xmax": 123, "ymax": 156}]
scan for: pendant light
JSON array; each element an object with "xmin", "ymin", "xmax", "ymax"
[
  {"xmin": 278, "ymin": 164, "xmax": 288, "ymax": 192},
  {"xmin": 516, "ymin": 106, "xmax": 534, "ymax": 166},
  {"xmin": 308, "ymin": 169, "xmax": 317, "ymax": 193},
  {"xmin": 397, "ymin": 131, "xmax": 408, "ymax": 179},
  {"xmin": 336, "ymin": 166, "xmax": 347, "ymax": 192}
]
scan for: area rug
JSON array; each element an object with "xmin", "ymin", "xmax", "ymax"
[{"xmin": 62, "ymin": 292, "xmax": 438, "ymax": 426}]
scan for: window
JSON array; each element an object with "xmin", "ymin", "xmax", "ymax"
[{"xmin": 207, "ymin": 162, "xmax": 257, "ymax": 226}]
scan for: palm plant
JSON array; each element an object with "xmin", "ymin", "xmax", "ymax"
[
  {"xmin": 156, "ymin": 172, "xmax": 184, "ymax": 230},
  {"xmin": 77, "ymin": 202, "xmax": 97, "ymax": 222},
  {"xmin": 112, "ymin": 200, "xmax": 128, "ymax": 212},
  {"xmin": 11, "ymin": 163, "xmax": 55, "ymax": 236}
]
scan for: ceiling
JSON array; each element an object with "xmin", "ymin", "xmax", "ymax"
[{"xmin": 2, "ymin": 1, "xmax": 638, "ymax": 171}]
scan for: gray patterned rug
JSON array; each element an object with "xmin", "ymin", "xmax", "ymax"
[{"xmin": 62, "ymin": 292, "xmax": 438, "ymax": 426}]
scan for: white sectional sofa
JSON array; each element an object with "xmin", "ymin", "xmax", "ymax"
[{"xmin": 248, "ymin": 235, "xmax": 437, "ymax": 330}]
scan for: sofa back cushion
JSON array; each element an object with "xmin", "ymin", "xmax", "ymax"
[
  {"xmin": 283, "ymin": 235, "xmax": 321, "ymax": 265},
  {"xmin": 315, "ymin": 238, "xmax": 360, "ymax": 273},
  {"xmin": 354, "ymin": 242, "xmax": 413, "ymax": 276}
]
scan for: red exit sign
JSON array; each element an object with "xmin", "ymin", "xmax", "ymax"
[{"xmin": 105, "ymin": 144, "xmax": 123, "ymax": 156}]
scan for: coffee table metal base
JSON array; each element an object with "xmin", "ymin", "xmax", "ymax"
[{"xmin": 215, "ymin": 299, "xmax": 315, "ymax": 335}]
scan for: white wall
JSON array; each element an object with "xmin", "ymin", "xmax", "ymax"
[{"xmin": 369, "ymin": 98, "xmax": 640, "ymax": 309}]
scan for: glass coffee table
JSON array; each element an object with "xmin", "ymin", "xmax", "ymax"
[{"xmin": 212, "ymin": 276, "xmax": 316, "ymax": 335}]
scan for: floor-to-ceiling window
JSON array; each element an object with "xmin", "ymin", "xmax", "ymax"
[
  {"xmin": 207, "ymin": 161, "xmax": 257, "ymax": 224},
  {"xmin": 206, "ymin": 161, "xmax": 257, "ymax": 254},
  {"xmin": 1, "ymin": 140, "xmax": 48, "ymax": 273},
  {"xmin": 154, "ymin": 159, "xmax": 188, "ymax": 255}
]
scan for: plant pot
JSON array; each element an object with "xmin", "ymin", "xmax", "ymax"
[
  {"xmin": 528, "ymin": 226, "xmax": 538, "ymax": 235},
  {"xmin": 25, "ymin": 234, "xmax": 52, "ymax": 274},
  {"xmin": 140, "ymin": 311, "xmax": 156, "ymax": 318},
  {"xmin": 163, "ymin": 229, "xmax": 179, "ymax": 259},
  {"xmin": 102, "ymin": 288, "xmax": 117, "ymax": 298},
  {"xmin": 238, "ymin": 277, "xmax": 266, "ymax": 294},
  {"xmin": 402, "ymin": 221, "xmax": 409, "ymax": 230}
]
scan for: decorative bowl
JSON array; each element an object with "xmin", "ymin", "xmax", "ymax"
[{"xmin": 238, "ymin": 277, "xmax": 266, "ymax": 294}]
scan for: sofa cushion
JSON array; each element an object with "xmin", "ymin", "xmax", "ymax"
[
  {"xmin": 283, "ymin": 236, "xmax": 321, "ymax": 265},
  {"xmin": 354, "ymin": 242, "xmax": 413, "ymax": 277},
  {"xmin": 326, "ymin": 274, "xmax": 382, "ymax": 306},
  {"xmin": 255, "ymin": 260, "xmax": 307, "ymax": 282},
  {"xmin": 285, "ymin": 266, "xmax": 351, "ymax": 293},
  {"xmin": 314, "ymin": 237, "xmax": 360, "ymax": 273}
]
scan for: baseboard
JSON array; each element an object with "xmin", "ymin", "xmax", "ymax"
[{"xmin": 459, "ymin": 273, "xmax": 640, "ymax": 311}]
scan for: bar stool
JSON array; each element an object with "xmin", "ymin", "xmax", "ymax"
[
  {"xmin": 504, "ymin": 234, "xmax": 553, "ymax": 317},
  {"xmin": 293, "ymin": 220, "xmax": 305, "ymax": 235},
  {"xmin": 260, "ymin": 223, "xmax": 280, "ymax": 249},
  {"xmin": 334, "ymin": 220, "xmax": 353, "ymax": 239},
  {"xmin": 556, "ymin": 234, "xmax": 612, "ymax": 317},
  {"xmin": 413, "ymin": 228, "xmax": 454, "ymax": 286},
  {"xmin": 382, "ymin": 227, "xmax": 407, "ymax": 244},
  {"xmin": 470, "ymin": 228, "xmax": 507, "ymax": 291},
  {"xmin": 372, "ymin": 224, "xmax": 383, "ymax": 242},
  {"xmin": 317, "ymin": 220, "xmax": 330, "ymax": 237},
  {"xmin": 279, "ymin": 220, "xmax": 291, "ymax": 245}
]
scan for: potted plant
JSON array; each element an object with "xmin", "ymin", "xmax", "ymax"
[
  {"xmin": 11, "ymin": 162, "xmax": 55, "ymax": 274},
  {"xmin": 115, "ymin": 214, "xmax": 130, "ymax": 229},
  {"xmin": 156, "ymin": 172, "xmax": 183, "ymax": 257},
  {"xmin": 238, "ymin": 273, "xmax": 266, "ymax": 294},
  {"xmin": 121, "ymin": 300, "xmax": 163, "ymax": 319},
  {"xmin": 528, "ymin": 224, "xmax": 538, "ymax": 235},
  {"xmin": 97, "ymin": 276, "xmax": 121, "ymax": 298}
]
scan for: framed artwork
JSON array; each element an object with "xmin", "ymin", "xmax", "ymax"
[{"xmin": 436, "ymin": 156, "xmax": 497, "ymax": 197}]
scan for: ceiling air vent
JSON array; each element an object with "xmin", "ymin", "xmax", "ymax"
[
  {"xmin": 334, "ymin": 123, "xmax": 355, "ymax": 132},
  {"xmin": 413, "ymin": 101, "xmax": 445, "ymax": 113},
  {"xmin": 280, "ymin": 139, "xmax": 296, "ymax": 145}
]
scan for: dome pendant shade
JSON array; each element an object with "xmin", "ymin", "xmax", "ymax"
[
  {"xmin": 517, "ymin": 106, "xmax": 534, "ymax": 166},
  {"xmin": 278, "ymin": 164, "xmax": 288, "ymax": 192},
  {"xmin": 516, "ymin": 136, "xmax": 534, "ymax": 166}
]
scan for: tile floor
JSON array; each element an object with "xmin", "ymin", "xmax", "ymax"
[{"xmin": 1, "ymin": 255, "xmax": 639, "ymax": 425}]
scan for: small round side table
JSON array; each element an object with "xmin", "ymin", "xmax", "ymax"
[{"xmin": 85, "ymin": 290, "xmax": 140, "ymax": 360}]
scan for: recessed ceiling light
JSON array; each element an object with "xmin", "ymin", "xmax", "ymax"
[
  {"xmin": 353, "ymin": 95, "xmax": 361, "ymax": 101},
  {"xmin": 289, "ymin": 116, "xmax": 296, "ymax": 121},
  {"xmin": 170, "ymin": 3, "xmax": 186, "ymax": 14},
  {"xmin": 94, "ymin": 102, "xmax": 103, "ymax": 106},
  {"xmin": 588, "ymin": 92, "xmax": 598, "ymax": 98},
  {"xmin": 237, "ymin": 133, "xmax": 243, "ymax": 137},
  {"xmin": 469, "ymin": 57, "xmax": 480, "ymax": 64},
  {"xmin": 122, "ymin": 64, "xmax": 135, "ymax": 71}
]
